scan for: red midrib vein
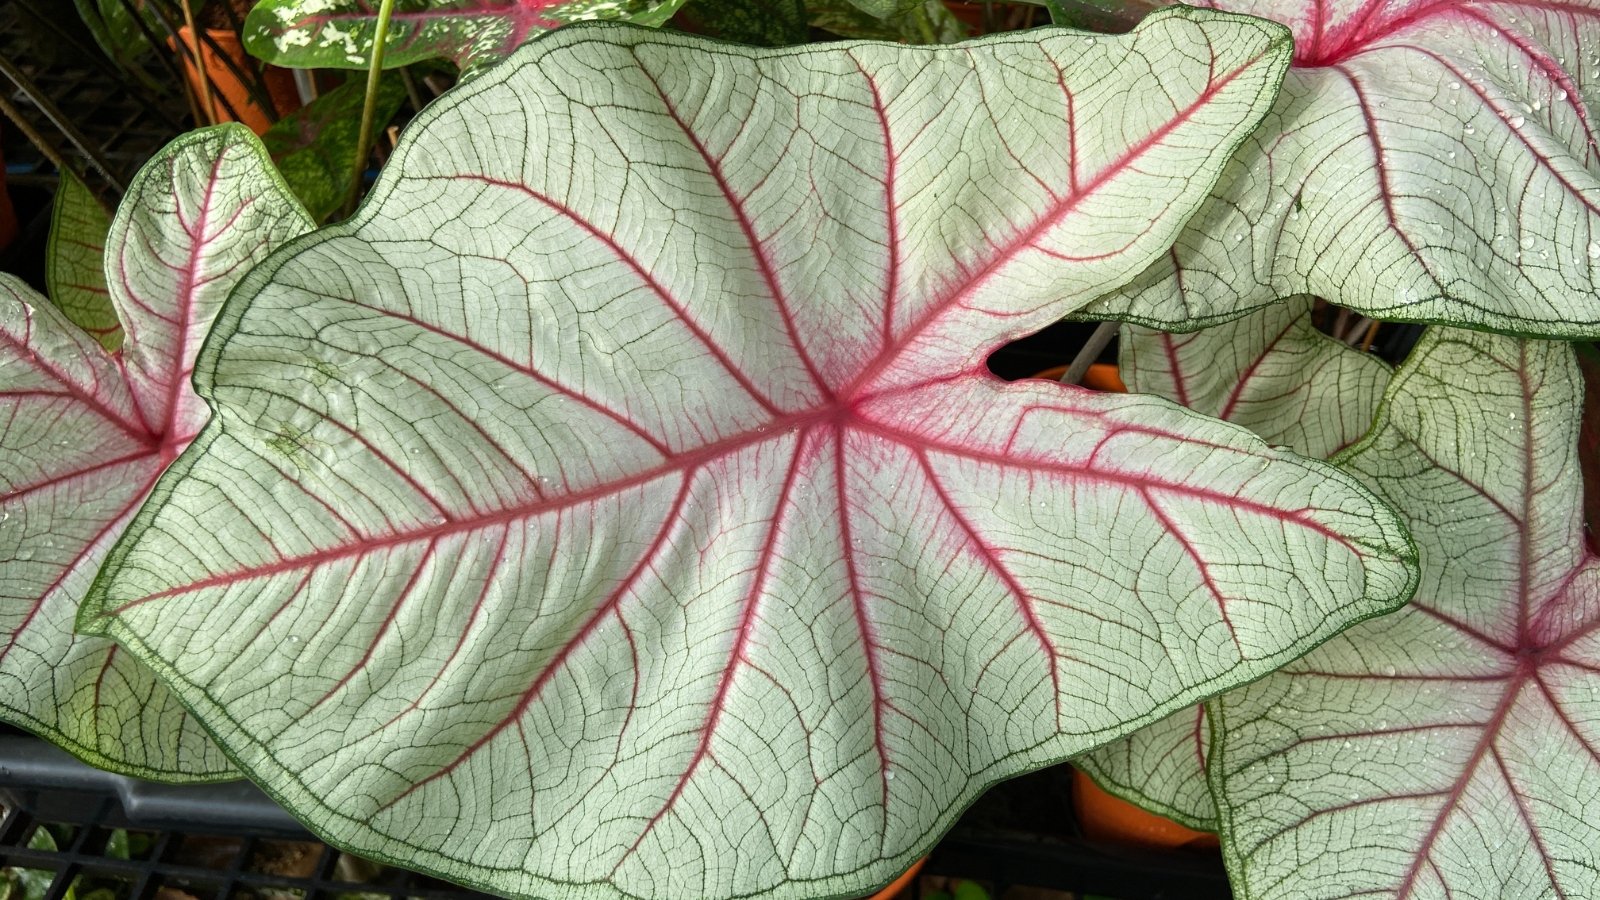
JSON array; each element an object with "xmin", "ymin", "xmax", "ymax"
[
  {"xmin": 151, "ymin": 152, "xmax": 227, "ymax": 444},
  {"xmin": 634, "ymin": 56, "xmax": 833, "ymax": 399},
  {"xmin": 843, "ymin": 47, "xmax": 1270, "ymax": 399},
  {"xmin": 612, "ymin": 434, "xmax": 810, "ymax": 870},
  {"xmin": 375, "ymin": 472, "xmax": 699, "ymax": 811},
  {"xmin": 1392, "ymin": 674, "xmax": 1529, "ymax": 899},
  {"xmin": 0, "ymin": 320, "xmax": 149, "ymax": 444},
  {"xmin": 913, "ymin": 446, "xmax": 1064, "ymax": 727},
  {"xmin": 424, "ymin": 173, "xmax": 788, "ymax": 419},
  {"xmin": 856, "ymin": 418, "xmax": 1367, "ymax": 551},
  {"xmin": 104, "ymin": 415, "xmax": 828, "ymax": 614}
]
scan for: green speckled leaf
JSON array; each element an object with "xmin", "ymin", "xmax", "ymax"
[{"xmin": 245, "ymin": 0, "xmax": 690, "ymax": 72}]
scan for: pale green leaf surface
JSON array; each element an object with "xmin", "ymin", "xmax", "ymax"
[
  {"xmin": 1081, "ymin": 0, "xmax": 1600, "ymax": 337},
  {"xmin": 0, "ymin": 125, "xmax": 312, "ymax": 780},
  {"xmin": 245, "ymin": 0, "xmax": 690, "ymax": 72},
  {"xmin": 1211, "ymin": 329, "xmax": 1600, "ymax": 899},
  {"xmin": 45, "ymin": 174, "xmax": 119, "ymax": 351},
  {"xmin": 87, "ymin": 17, "xmax": 1415, "ymax": 899},
  {"xmin": 1075, "ymin": 296, "xmax": 1392, "ymax": 829}
]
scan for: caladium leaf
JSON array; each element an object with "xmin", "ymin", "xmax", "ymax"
[
  {"xmin": 667, "ymin": 0, "xmax": 809, "ymax": 48},
  {"xmin": 243, "ymin": 0, "xmax": 690, "ymax": 73},
  {"xmin": 1075, "ymin": 296, "xmax": 1392, "ymax": 830},
  {"xmin": 45, "ymin": 174, "xmax": 119, "ymax": 351},
  {"xmin": 1081, "ymin": 0, "xmax": 1600, "ymax": 338},
  {"xmin": 809, "ymin": 0, "xmax": 967, "ymax": 43},
  {"xmin": 85, "ymin": 16, "xmax": 1416, "ymax": 899},
  {"xmin": 263, "ymin": 75, "xmax": 409, "ymax": 222},
  {"xmin": 1209, "ymin": 328, "xmax": 1600, "ymax": 900},
  {"xmin": 0, "ymin": 125, "xmax": 312, "ymax": 780}
]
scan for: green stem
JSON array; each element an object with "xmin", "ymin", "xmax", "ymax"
[{"xmin": 344, "ymin": 0, "xmax": 399, "ymax": 218}]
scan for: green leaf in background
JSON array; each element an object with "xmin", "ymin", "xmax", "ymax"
[
  {"xmin": 1074, "ymin": 296, "xmax": 1393, "ymax": 831},
  {"xmin": 0, "ymin": 125, "xmax": 313, "ymax": 781},
  {"xmin": 666, "ymin": 0, "xmax": 807, "ymax": 47},
  {"xmin": 45, "ymin": 174, "xmax": 119, "ymax": 351},
  {"xmin": 1082, "ymin": 0, "xmax": 1600, "ymax": 338},
  {"xmin": 808, "ymin": 0, "xmax": 965, "ymax": 43},
  {"xmin": 244, "ymin": 0, "xmax": 691, "ymax": 73},
  {"xmin": 263, "ymin": 75, "xmax": 408, "ymax": 222},
  {"xmin": 85, "ymin": 14, "xmax": 1414, "ymax": 900},
  {"xmin": 74, "ymin": 0, "xmax": 163, "ymax": 68},
  {"xmin": 844, "ymin": 0, "xmax": 923, "ymax": 22},
  {"xmin": 1211, "ymin": 329, "xmax": 1600, "ymax": 900}
]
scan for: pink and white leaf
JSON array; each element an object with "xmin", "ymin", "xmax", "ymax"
[
  {"xmin": 84, "ymin": 16, "xmax": 1416, "ymax": 899},
  {"xmin": 1075, "ymin": 296, "xmax": 1392, "ymax": 830},
  {"xmin": 1210, "ymin": 329, "xmax": 1600, "ymax": 899},
  {"xmin": 1083, "ymin": 0, "xmax": 1600, "ymax": 338},
  {"xmin": 0, "ymin": 125, "xmax": 311, "ymax": 780}
]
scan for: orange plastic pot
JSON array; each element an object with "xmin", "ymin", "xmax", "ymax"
[
  {"xmin": 174, "ymin": 27, "xmax": 301, "ymax": 135},
  {"xmin": 1072, "ymin": 768, "xmax": 1218, "ymax": 850},
  {"xmin": 1029, "ymin": 362, "xmax": 1126, "ymax": 393},
  {"xmin": 862, "ymin": 856, "xmax": 926, "ymax": 900}
]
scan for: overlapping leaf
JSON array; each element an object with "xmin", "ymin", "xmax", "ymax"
[
  {"xmin": 1082, "ymin": 0, "xmax": 1600, "ymax": 337},
  {"xmin": 1075, "ymin": 297, "xmax": 1392, "ymax": 829},
  {"xmin": 1210, "ymin": 328, "xmax": 1600, "ymax": 898},
  {"xmin": 244, "ymin": 0, "xmax": 689, "ymax": 72},
  {"xmin": 45, "ymin": 174, "xmax": 119, "ymax": 351},
  {"xmin": 85, "ymin": 15, "xmax": 1418, "ymax": 899},
  {"xmin": 0, "ymin": 125, "xmax": 311, "ymax": 780}
]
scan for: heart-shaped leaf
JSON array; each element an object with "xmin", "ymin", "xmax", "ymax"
[
  {"xmin": 1210, "ymin": 328, "xmax": 1600, "ymax": 899},
  {"xmin": 0, "ymin": 125, "xmax": 312, "ymax": 780},
  {"xmin": 45, "ymin": 173, "xmax": 119, "ymax": 351},
  {"xmin": 86, "ymin": 16, "xmax": 1417, "ymax": 899},
  {"xmin": 1074, "ymin": 297, "xmax": 1392, "ymax": 830},
  {"xmin": 244, "ymin": 0, "xmax": 691, "ymax": 72},
  {"xmin": 1081, "ymin": 0, "xmax": 1600, "ymax": 338}
]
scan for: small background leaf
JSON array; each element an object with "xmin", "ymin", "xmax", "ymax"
[
  {"xmin": 262, "ymin": 75, "xmax": 408, "ymax": 222},
  {"xmin": 666, "ymin": 0, "xmax": 808, "ymax": 47},
  {"xmin": 44, "ymin": 174, "xmax": 120, "ymax": 351}
]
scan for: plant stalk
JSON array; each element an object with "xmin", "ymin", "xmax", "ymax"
[
  {"xmin": 1060, "ymin": 321, "xmax": 1118, "ymax": 386},
  {"xmin": 178, "ymin": 0, "xmax": 214, "ymax": 125},
  {"xmin": 344, "ymin": 0, "xmax": 399, "ymax": 218},
  {"xmin": 0, "ymin": 54, "xmax": 129, "ymax": 195}
]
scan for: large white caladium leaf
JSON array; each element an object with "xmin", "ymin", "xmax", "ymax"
[
  {"xmin": 1209, "ymin": 328, "xmax": 1600, "ymax": 899},
  {"xmin": 84, "ymin": 16, "xmax": 1417, "ymax": 899},
  {"xmin": 0, "ymin": 125, "xmax": 312, "ymax": 780},
  {"xmin": 245, "ymin": 0, "xmax": 689, "ymax": 72},
  {"xmin": 1081, "ymin": 0, "xmax": 1600, "ymax": 337},
  {"xmin": 1075, "ymin": 296, "xmax": 1392, "ymax": 829}
]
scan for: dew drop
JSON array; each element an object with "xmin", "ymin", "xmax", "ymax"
[
  {"xmin": 1556, "ymin": 90, "xmax": 1569, "ymax": 102},
  {"xmin": 1448, "ymin": 81, "xmax": 1461, "ymax": 90},
  {"xmin": 886, "ymin": 770, "xmax": 896, "ymax": 781},
  {"xmin": 1508, "ymin": 115, "xmax": 1526, "ymax": 128},
  {"xmin": 1586, "ymin": 241, "xmax": 1599, "ymax": 260},
  {"xmin": 1382, "ymin": 664, "xmax": 1397, "ymax": 677},
  {"xmin": 1232, "ymin": 232, "xmax": 1245, "ymax": 243},
  {"xmin": 288, "ymin": 635, "xmax": 301, "ymax": 645},
  {"xmin": 1520, "ymin": 235, "xmax": 1536, "ymax": 250},
  {"xmin": 1464, "ymin": 124, "xmax": 1476, "ymax": 135}
]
